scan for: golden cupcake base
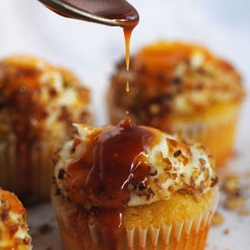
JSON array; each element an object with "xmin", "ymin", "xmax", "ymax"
[{"xmin": 52, "ymin": 184, "xmax": 219, "ymax": 250}]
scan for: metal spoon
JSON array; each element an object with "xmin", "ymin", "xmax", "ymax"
[{"xmin": 36, "ymin": 0, "xmax": 139, "ymax": 28}]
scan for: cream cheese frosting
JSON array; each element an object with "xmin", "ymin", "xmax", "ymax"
[{"xmin": 54, "ymin": 119, "xmax": 217, "ymax": 208}]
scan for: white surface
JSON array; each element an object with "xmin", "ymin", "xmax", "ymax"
[{"xmin": 1, "ymin": 0, "xmax": 250, "ymax": 249}]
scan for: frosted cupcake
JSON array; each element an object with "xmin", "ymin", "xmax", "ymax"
[
  {"xmin": 0, "ymin": 55, "xmax": 92, "ymax": 204},
  {"xmin": 107, "ymin": 41, "xmax": 246, "ymax": 167},
  {"xmin": 0, "ymin": 187, "xmax": 32, "ymax": 249},
  {"xmin": 51, "ymin": 117, "xmax": 219, "ymax": 250}
]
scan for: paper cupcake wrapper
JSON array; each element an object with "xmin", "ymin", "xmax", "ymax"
[
  {"xmin": 171, "ymin": 106, "xmax": 239, "ymax": 139},
  {"xmin": 170, "ymin": 107, "xmax": 240, "ymax": 167},
  {"xmin": 53, "ymin": 187, "xmax": 219, "ymax": 250},
  {"xmin": 0, "ymin": 136, "xmax": 58, "ymax": 204}
]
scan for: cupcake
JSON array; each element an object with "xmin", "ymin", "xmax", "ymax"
[
  {"xmin": 0, "ymin": 55, "xmax": 92, "ymax": 204},
  {"xmin": 107, "ymin": 41, "xmax": 246, "ymax": 167},
  {"xmin": 51, "ymin": 116, "xmax": 219, "ymax": 250},
  {"xmin": 0, "ymin": 187, "xmax": 32, "ymax": 249}
]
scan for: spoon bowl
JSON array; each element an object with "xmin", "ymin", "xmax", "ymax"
[{"xmin": 36, "ymin": 0, "xmax": 139, "ymax": 28}]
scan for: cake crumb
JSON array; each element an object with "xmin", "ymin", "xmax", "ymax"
[
  {"xmin": 238, "ymin": 206, "xmax": 250, "ymax": 216},
  {"xmin": 224, "ymin": 196, "xmax": 246, "ymax": 211},
  {"xmin": 221, "ymin": 173, "xmax": 250, "ymax": 215},
  {"xmin": 211, "ymin": 211, "xmax": 224, "ymax": 226},
  {"xmin": 221, "ymin": 174, "xmax": 239, "ymax": 195}
]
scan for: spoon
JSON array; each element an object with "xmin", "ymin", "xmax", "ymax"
[{"xmin": 36, "ymin": 0, "xmax": 139, "ymax": 28}]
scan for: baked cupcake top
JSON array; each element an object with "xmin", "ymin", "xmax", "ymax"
[
  {"xmin": 0, "ymin": 188, "xmax": 32, "ymax": 249},
  {"xmin": 0, "ymin": 55, "xmax": 92, "ymax": 143},
  {"xmin": 109, "ymin": 41, "xmax": 246, "ymax": 116},
  {"xmin": 53, "ymin": 116, "xmax": 218, "ymax": 209}
]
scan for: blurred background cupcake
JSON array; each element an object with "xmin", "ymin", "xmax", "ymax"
[
  {"xmin": 51, "ymin": 118, "xmax": 219, "ymax": 250},
  {"xmin": 0, "ymin": 55, "xmax": 92, "ymax": 204},
  {"xmin": 0, "ymin": 187, "xmax": 32, "ymax": 249},
  {"xmin": 107, "ymin": 41, "xmax": 246, "ymax": 168}
]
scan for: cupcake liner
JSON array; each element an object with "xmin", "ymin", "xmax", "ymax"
[
  {"xmin": 171, "ymin": 104, "xmax": 239, "ymax": 139},
  {"xmin": 170, "ymin": 104, "xmax": 241, "ymax": 167},
  {"xmin": 0, "ymin": 135, "xmax": 58, "ymax": 204},
  {"xmin": 53, "ymin": 187, "xmax": 219, "ymax": 250}
]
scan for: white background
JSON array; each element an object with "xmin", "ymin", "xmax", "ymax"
[{"xmin": 1, "ymin": 1, "xmax": 250, "ymax": 249}]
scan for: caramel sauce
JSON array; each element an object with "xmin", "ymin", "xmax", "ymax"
[
  {"xmin": 92, "ymin": 116, "xmax": 153, "ymax": 203},
  {"xmin": 97, "ymin": 208, "xmax": 125, "ymax": 249},
  {"xmin": 124, "ymin": 28, "xmax": 132, "ymax": 72},
  {"xmin": 69, "ymin": 116, "xmax": 155, "ymax": 207},
  {"xmin": 124, "ymin": 28, "xmax": 131, "ymax": 93},
  {"xmin": 68, "ymin": 117, "xmax": 156, "ymax": 248}
]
